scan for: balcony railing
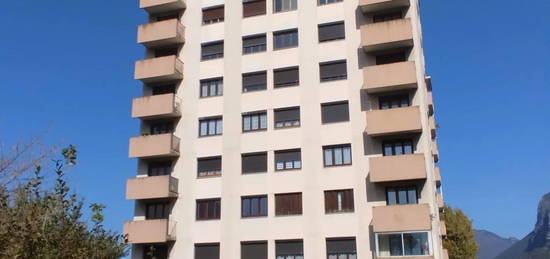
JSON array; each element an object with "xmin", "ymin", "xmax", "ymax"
[
  {"xmin": 140, "ymin": 0, "xmax": 186, "ymax": 14},
  {"xmin": 124, "ymin": 218, "xmax": 176, "ymax": 244},
  {"xmin": 138, "ymin": 19, "xmax": 185, "ymax": 48},
  {"xmin": 132, "ymin": 93, "xmax": 181, "ymax": 119},
  {"xmin": 372, "ymin": 204, "xmax": 432, "ymax": 232},
  {"xmin": 359, "ymin": 0, "xmax": 410, "ymax": 14},
  {"xmin": 361, "ymin": 18, "xmax": 413, "ymax": 53},
  {"xmin": 126, "ymin": 175, "xmax": 178, "ymax": 200},
  {"xmin": 363, "ymin": 61, "xmax": 417, "ymax": 93},
  {"xmin": 134, "ymin": 55, "xmax": 183, "ymax": 83},
  {"xmin": 129, "ymin": 133, "xmax": 180, "ymax": 158},
  {"xmin": 365, "ymin": 106, "xmax": 422, "ymax": 137},
  {"xmin": 369, "ymin": 153, "xmax": 427, "ymax": 183}
]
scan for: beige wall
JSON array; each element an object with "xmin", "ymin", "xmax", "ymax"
[{"xmin": 129, "ymin": 0, "xmax": 445, "ymax": 258}]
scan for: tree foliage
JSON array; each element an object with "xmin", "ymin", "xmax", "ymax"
[
  {"xmin": 443, "ymin": 205, "xmax": 480, "ymax": 259},
  {"xmin": 0, "ymin": 145, "xmax": 127, "ymax": 259}
]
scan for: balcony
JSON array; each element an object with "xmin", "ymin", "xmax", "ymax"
[
  {"xmin": 135, "ymin": 55, "xmax": 183, "ymax": 83},
  {"xmin": 434, "ymin": 166, "xmax": 441, "ymax": 187},
  {"xmin": 369, "ymin": 154, "xmax": 427, "ymax": 183},
  {"xmin": 138, "ymin": 19, "xmax": 185, "ymax": 48},
  {"xmin": 129, "ymin": 133, "xmax": 180, "ymax": 158},
  {"xmin": 359, "ymin": 0, "xmax": 410, "ymax": 14},
  {"xmin": 427, "ymin": 90, "xmax": 434, "ymax": 115},
  {"xmin": 429, "ymin": 116, "xmax": 436, "ymax": 139},
  {"xmin": 432, "ymin": 140, "xmax": 439, "ymax": 162},
  {"xmin": 372, "ymin": 204, "xmax": 432, "ymax": 232},
  {"xmin": 440, "ymin": 220, "xmax": 447, "ymax": 236},
  {"xmin": 365, "ymin": 106, "xmax": 422, "ymax": 137},
  {"xmin": 127, "ymin": 175, "xmax": 178, "ymax": 200},
  {"xmin": 132, "ymin": 93, "xmax": 181, "ymax": 119},
  {"xmin": 361, "ymin": 18, "xmax": 413, "ymax": 53},
  {"xmin": 362, "ymin": 61, "xmax": 418, "ymax": 93},
  {"xmin": 124, "ymin": 219, "xmax": 176, "ymax": 244},
  {"xmin": 140, "ymin": 0, "xmax": 186, "ymax": 14},
  {"xmin": 436, "ymin": 192, "xmax": 444, "ymax": 209}
]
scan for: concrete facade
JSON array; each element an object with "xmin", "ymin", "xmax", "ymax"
[{"xmin": 125, "ymin": 0, "xmax": 448, "ymax": 258}]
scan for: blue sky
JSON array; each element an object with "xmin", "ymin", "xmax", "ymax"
[{"xmin": 0, "ymin": 0, "xmax": 548, "ymax": 241}]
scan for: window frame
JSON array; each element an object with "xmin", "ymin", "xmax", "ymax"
[
  {"xmin": 199, "ymin": 117, "xmax": 223, "ymax": 137},
  {"xmin": 273, "ymin": 0, "xmax": 298, "ymax": 13},
  {"xmin": 242, "ymin": 111, "xmax": 268, "ymax": 132},
  {"xmin": 274, "ymin": 107, "xmax": 301, "ymax": 129},
  {"xmin": 386, "ymin": 186, "xmax": 419, "ymax": 205},
  {"xmin": 326, "ymin": 237, "xmax": 357, "ymax": 259},
  {"xmin": 318, "ymin": 0, "xmax": 344, "ymax": 6},
  {"xmin": 318, "ymin": 21, "xmax": 346, "ymax": 42},
  {"xmin": 242, "ymin": 71, "xmax": 268, "ymax": 92},
  {"xmin": 274, "ymin": 149, "xmax": 302, "ymax": 171},
  {"xmin": 324, "ymin": 189, "xmax": 355, "ymax": 214},
  {"xmin": 273, "ymin": 29, "xmax": 299, "ymax": 50},
  {"xmin": 374, "ymin": 231, "xmax": 432, "ymax": 257},
  {"xmin": 194, "ymin": 243, "xmax": 221, "ymax": 259},
  {"xmin": 275, "ymin": 240, "xmax": 304, "ymax": 259},
  {"xmin": 323, "ymin": 144, "xmax": 352, "ymax": 167},
  {"xmin": 202, "ymin": 5, "xmax": 225, "ymax": 25},
  {"xmin": 275, "ymin": 192, "xmax": 303, "ymax": 216},
  {"xmin": 379, "ymin": 94, "xmax": 410, "ymax": 110},
  {"xmin": 197, "ymin": 156, "xmax": 222, "ymax": 178},
  {"xmin": 145, "ymin": 202, "xmax": 170, "ymax": 220},
  {"xmin": 243, "ymin": 0, "xmax": 267, "ymax": 18},
  {"xmin": 201, "ymin": 41, "xmax": 224, "ymax": 61},
  {"xmin": 200, "ymin": 77, "xmax": 223, "ymax": 98},
  {"xmin": 242, "ymin": 33, "xmax": 267, "ymax": 54},
  {"xmin": 196, "ymin": 198, "xmax": 221, "ymax": 220},
  {"xmin": 241, "ymin": 195, "xmax": 268, "ymax": 218},
  {"xmin": 242, "ymin": 152, "xmax": 268, "ymax": 174},
  {"xmin": 382, "ymin": 139, "xmax": 414, "ymax": 156},
  {"xmin": 321, "ymin": 101, "xmax": 350, "ymax": 124},
  {"xmin": 148, "ymin": 160, "xmax": 173, "ymax": 176},
  {"xmin": 241, "ymin": 241, "xmax": 268, "ymax": 259},
  {"xmin": 319, "ymin": 60, "xmax": 348, "ymax": 82},
  {"xmin": 274, "ymin": 66, "xmax": 300, "ymax": 88}
]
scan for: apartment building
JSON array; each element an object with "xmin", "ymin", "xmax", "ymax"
[{"xmin": 124, "ymin": 0, "xmax": 448, "ymax": 258}]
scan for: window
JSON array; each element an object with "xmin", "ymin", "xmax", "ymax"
[
  {"xmin": 321, "ymin": 101, "xmax": 349, "ymax": 123},
  {"xmin": 145, "ymin": 202, "xmax": 170, "ymax": 219},
  {"xmin": 383, "ymin": 139, "xmax": 414, "ymax": 156},
  {"xmin": 199, "ymin": 117, "xmax": 223, "ymax": 136},
  {"xmin": 242, "ymin": 152, "xmax": 268, "ymax": 174},
  {"xmin": 276, "ymin": 240, "xmax": 303, "ymax": 259},
  {"xmin": 324, "ymin": 189, "xmax": 354, "ymax": 213},
  {"xmin": 320, "ymin": 60, "xmax": 347, "ymax": 81},
  {"xmin": 376, "ymin": 232, "xmax": 431, "ymax": 257},
  {"xmin": 243, "ymin": 111, "xmax": 268, "ymax": 132},
  {"xmin": 323, "ymin": 144, "xmax": 352, "ymax": 167},
  {"xmin": 318, "ymin": 21, "xmax": 345, "ymax": 42},
  {"xmin": 275, "ymin": 193, "xmax": 302, "ymax": 216},
  {"xmin": 200, "ymin": 78, "xmax": 223, "ymax": 98},
  {"xmin": 243, "ymin": 34, "xmax": 267, "ymax": 54},
  {"xmin": 195, "ymin": 243, "xmax": 220, "ymax": 259},
  {"xmin": 143, "ymin": 244, "xmax": 168, "ymax": 259},
  {"xmin": 197, "ymin": 157, "xmax": 222, "ymax": 178},
  {"xmin": 386, "ymin": 186, "xmax": 418, "ymax": 205},
  {"xmin": 242, "ymin": 195, "xmax": 268, "ymax": 217},
  {"xmin": 274, "ymin": 0, "xmax": 297, "ymax": 12},
  {"xmin": 148, "ymin": 160, "xmax": 172, "ymax": 176},
  {"xmin": 202, "ymin": 6, "xmax": 224, "ymax": 24},
  {"xmin": 326, "ymin": 238, "xmax": 357, "ymax": 259},
  {"xmin": 154, "ymin": 48, "xmax": 178, "ymax": 57},
  {"xmin": 149, "ymin": 121, "xmax": 174, "ymax": 135},
  {"xmin": 243, "ymin": 0, "xmax": 266, "ymax": 17},
  {"xmin": 201, "ymin": 41, "xmax": 224, "ymax": 60},
  {"xmin": 275, "ymin": 149, "xmax": 301, "ymax": 171},
  {"xmin": 274, "ymin": 66, "xmax": 299, "ymax": 87},
  {"xmin": 274, "ymin": 29, "xmax": 298, "ymax": 49},
  {"xmin": 376, "ymin": 52, "xmax": 406, "ymax": 65},
  {"xmin": 152, "ymin": 84, "xmax": 176, "ymax": 95},
  {"xmin": 243, "ymin": 71, "xmax": 267, "ymax": 92},
  {"xmin": 379, "ymin": 94, "xmax": 410, "ymax": 109},
  {"xmin": 196, "ymin": 199, "xmax": 221, "ymax": 220},
  {"xmin": 241, "ymin": 241, "xmax": 268, "ymax": 259},
  {"xmin": 319, "ymin": 0, "xmax": 343, "ymax": 5},
  {"xmin": 373, "ymin": 11, "xmax": 403, "ymax": 23},
  {"xmin": 274, "ymin": 107, "xmax": 300, "ymax": 128}
]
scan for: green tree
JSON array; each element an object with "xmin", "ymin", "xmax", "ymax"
[
  {"xmin": 0, "ymin": 145, "xmax": 127, "ymax": 259},
  {"xmin": 443, "ymin": 206, "xmax": 479, "ymax": 259}
]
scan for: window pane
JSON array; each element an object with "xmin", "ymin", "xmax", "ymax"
[
  {"xmin": 200, "ymin": 121, "xmax": 208, "ymax": 136},
  {"xmin": 398, "ymin": 189, "xmax": 408, "ymax": 204},
  {"xmin": 334, "ymin": 148, "xmax": 343, "ymax": 165},
  {"xmin": 403, "ymin": 232, "xmax": 430, "ymax": 256},
  {"xmin": 260, "ymin": 114, "xmax": 267, "ymax": 129},
  {"xmin": 404, "ymin": 141, "xmax": 413, "ymax": 154},
  {"xmin": 343, "ymin": 146, "xmax": 351, "ymax": 164},
  {"xmin": 408, "ymin": 189, "xmax": 418, "ymax": 204},
  {"xmin": 260, "ymin": 197, "xmax": 268, "ymax": 215},
  {"xmin": 243, "ymin": 198, "xmax": 251, "ymax": 217},
  {"xmin": 208, "ymin": 120, "xmax": 216, "ymax": 135},
  {"xmin": 395, "ymin": 143, "xmax": 403, "ymax": 155},
  {"xmin": 216, "ymin": 119, "xmax": 223, "ymax": 134},
  {"xmin": 244, "ymin": 116, "xmax": 251, "ymax": 131},
  {"xmin": 324, "ymin": 149, "xmax": 333, "ymax": 166},
  {"xmin": 384, "ymin": 143, "xmax": 393, "ymax": 156},
  {"xmin": 251, "ymin": 115, "xmax": 259, "ymax": 130},
  {"xmin": 389, "ymin": 234, "xmax": 403, "ymax": 256},
  {"xmin": 387, "ymin": 188, "xmax": 397, "ymax": 205},
  {"xmin": 217, "ymin": 81, "xmax": 223, "ymax": 95}
]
